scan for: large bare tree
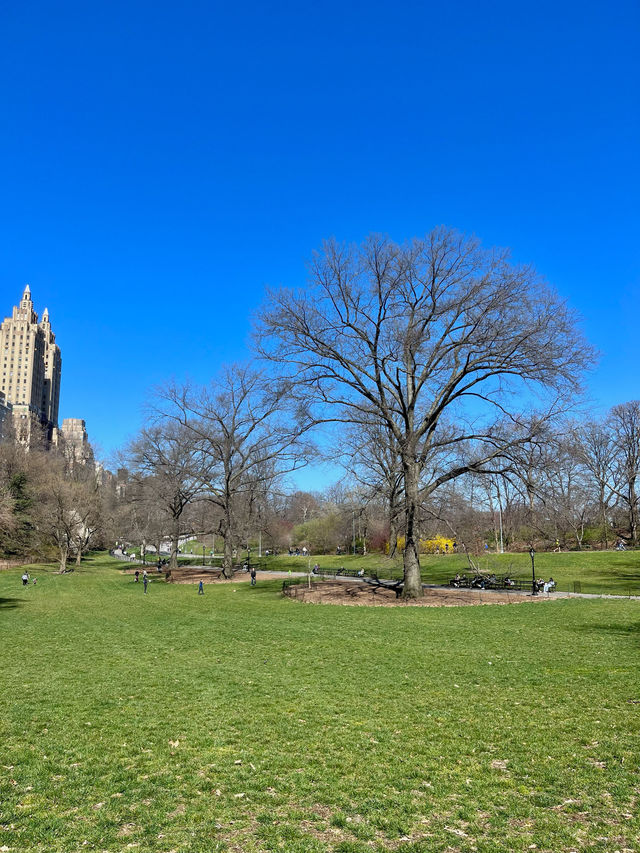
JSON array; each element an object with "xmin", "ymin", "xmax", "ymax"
[
  {"xmin": 573, "ymin": 421, "xmax": 617, "ymax": 548},
  {"xmin": 158, "ymin": 364, "xmax": 314, "ymax": 578},
  {"xmin": 35, "ymin": 457, "xmax": 101, "ymax": 572},
  {"xmin": 606, "ymin": 401, "xmax": 640, "ymax": 544},
  {"xmin": 258, "ymin": 228, "xmax": 594, "ymax": 597},
  {"xmin": 124, "ymin": 421, "xmax": 205, "ymax": 569}
]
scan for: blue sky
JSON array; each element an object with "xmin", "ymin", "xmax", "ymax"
[{"xmin": 1, "ymin": 0, "xmax": 638, "ymax": 481}]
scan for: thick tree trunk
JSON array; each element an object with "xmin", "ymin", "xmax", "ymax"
[
  {"xmin": 487, "ymin": 487, "xmax": 499, "ymax": 552},
  {"xmin": 75, "ymin": 548, "xmax": 82, "ymax": 565},
  {"xmin": 222, "ymin": 513, "xmax": 234, "ymax": 579},
  {"xmin": 59, "ymin": 542, "xmax": 68, "ymax": 573},
  {"xmin": 600, "ymin": 489, "xmax": 608, "ymax": 549},
  {"xmin": 388, "ymin": 535, "xmax": 397, "ymax": 559},
  {"xmin": 629, "ymin": 479, "xmax": 638, "ymax": 545},
  {"xmin": 170, "ymin": 518, "xmax": 180, "ymax": 570},
  {"xmin": 387, "ymin": 504, "xmax": 400, "ymax": 558},
  {"xmin": 402, "ymin": 462, "xmax": 423, "ymax": 598}
]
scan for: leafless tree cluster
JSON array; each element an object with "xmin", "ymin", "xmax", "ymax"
[
  {"xmin": 0, "ymin": 436, "xmax": 105, "ymax": 570},
  {"xmin": 35, "ymin": 227, "xmax": 640, "ymax": 592},
  {"xmin": 257, "ymin": 228, "xmax": 594, "ymax": 596},
  {"xmin": 415, "ymin": 402, "xmax": 640, "ymax": 553},
  {"xmin": 119, "ymin": 365, "xmax": 314, "ymax": 576}
]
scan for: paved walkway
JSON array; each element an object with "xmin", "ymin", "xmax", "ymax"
[{"xmin": 115, "ymin": 556, "xmax": 640, "ymax": 600}]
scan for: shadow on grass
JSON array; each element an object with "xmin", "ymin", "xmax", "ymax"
[
  {"xmin": 572, "ymin": 621, "xmax": 640, "ymax": 640},
  {"xmin": 0, "ymin": 597, "xmax": 26, "ymax": 609},
  {"xmin": 590, "ymin": 569, "xmax": 640, "ymax": 582}
]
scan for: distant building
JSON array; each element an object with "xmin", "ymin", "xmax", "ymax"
[
  {"xmin": 0, "ymin": 286, "xmax": 100, "ymax": 470},
  {"xmin": 57, "ymin": 418, "xmax": 95, "ymax": 468},
  {"xmin": 0, "ymin": 285, "xmax": 61, "ymax": 444}
]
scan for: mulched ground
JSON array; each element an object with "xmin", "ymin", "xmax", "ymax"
[
  {"xmin": 121, "ymin": 567, "xmax": 559, "ymax": 606},
  {"xmin": 121, "ymin": 566, "xmax": 262, "ymax": 584},
  {"xmin": 285, "ymin": 580, "xmax": 557, "ymax": 607}
]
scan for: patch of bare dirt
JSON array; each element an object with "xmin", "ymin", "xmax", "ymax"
[
  {"xmin": 285, "ymin": 581, "xmax": 556, "ymax": 607},
  {"xmin": 122, "ymin": 566, "xmax": 254, "ymax": 584}
]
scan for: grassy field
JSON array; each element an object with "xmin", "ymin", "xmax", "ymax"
[
  {"xmin": 130, "ymin": 547, "xmax": 640, "ymax": 596},
  {"xmin": 263, "ymin": 550, "xmax": 640, "ymax": 596},
  {"xmin": 1, "ymin": 553, "xmax": 639, "ymax": 852}
]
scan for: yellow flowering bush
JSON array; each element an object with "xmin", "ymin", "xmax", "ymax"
[{"xmin": 386, "ymin": 535, "xmax": 455, "ymax": 553}]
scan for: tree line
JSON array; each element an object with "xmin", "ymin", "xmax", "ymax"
[
  {"xmin": 0, "ymin": 431, "xmax": 108, "ymax": 571},
  {"xmin": 5, "ymin": 227, "xmax": 636, "ymax": 596}
]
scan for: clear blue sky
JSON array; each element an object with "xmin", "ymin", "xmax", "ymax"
[{"xmin": 1, "ymin": 0, "xmax": 638, "ymax": 477}]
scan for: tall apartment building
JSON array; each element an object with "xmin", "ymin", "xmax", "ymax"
[
  {"xmin": 58, "ymin": 417, "xmax": 94, "ymax": 467},
  {"xmin": 0, "ymin": 285, "xmax": 62, "ymax": 443}
]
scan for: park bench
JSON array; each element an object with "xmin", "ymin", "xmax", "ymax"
[
  {"xmin": 361, "ymin": 575, "xmax": 404, "ymax": 597},
  {"xmin": 449, "ymin": 576, "xmax": 472, "ymax": 588},
  {"xmin": 504, "ymin": 578, "xmax": 547, "ymax": 593},
  {"xmin": 448, "ymin": 575, "xmax": 544, "ymax": 593},
  {"xmin": 312, "ymin": 567, "xmax": 379, "ymax": 581}
]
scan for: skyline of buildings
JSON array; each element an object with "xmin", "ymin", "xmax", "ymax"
[{"xmin": 0, "ymin": 286, "xmax": 92, "ymax": 458}]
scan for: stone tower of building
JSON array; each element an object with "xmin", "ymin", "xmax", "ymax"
[
  {"xmin": 40, "ymin": 307, "xmax": 62, "ymax": 430},
  {"xmin": 59, "ymin": 418, "xmax": 94, "ymax": 467},
  {"xmin": 0, "ymin": 285, "xmax": 62, "ymax": 443}
]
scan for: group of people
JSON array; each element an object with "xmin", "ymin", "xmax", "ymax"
[
  {"xmin": 134, "ymin": 569, "xmax": 149, "ymax": 592},
  {"xmin": 288, "ymin": 547, "xmax": 308, "ymax": 557},
  {"xmin": 21, "ymin": 571, "xmax": 36, "ymax": 587},
  {"xmin": 451, "ymin": 573, "xmax": 556, "ymax": 592}
]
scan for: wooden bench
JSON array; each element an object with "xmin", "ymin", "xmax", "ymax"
[
  {"xmin": 361, "ymin": 575, "xmax": 403, "ymax": 597},
  {"xmin": 312, "ymin": 567, "xmax": 378, "ymax": 581},
  {"xmin": 449, "ymin": 575, "xmax": 542, "ymax": 592}
]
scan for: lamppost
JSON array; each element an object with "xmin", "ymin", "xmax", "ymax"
[
  {"xmin": 202, "ymin": 545, "xmax": 206, "ymax": 566},
  {"xmin": 529, "ymin": 547, "xmax": 537, "ymax": 595},
  {"xmin": 246, "ymin": 546, "xmax": 251, "ymax": 574}
]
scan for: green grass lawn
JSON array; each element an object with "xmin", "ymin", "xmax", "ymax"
[
  {"xmin": 128, "ymin": 546, "xmax": 640, "ymax": 595},
  {"xmin": 264, "ymin": 549, "xmax": 640, "ymax": 596},
  {"xmin": 1, "ymin": 553, "xmax": 639, "ymax": 852}
]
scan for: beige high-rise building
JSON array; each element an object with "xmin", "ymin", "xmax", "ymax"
[
  {"xmin": 0, "ymin": 285, "xmax": 62, "ymax": 443},
  {"xmin": 58, "ymin": 417, "xmax": 94, "ymax": 467}
]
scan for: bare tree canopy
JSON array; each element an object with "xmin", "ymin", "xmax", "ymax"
[
  {"xmin": 124, "ymin": 420, "xmax": 205, "ymax": 569},
  {"xmin": 257, "ymin": 227, "xmax": 595, "ymax": 596},
  {"xmin": 606, "ymin": 401, "xmax": 640, "ymax": 544},
  {"xmin": 156, "ymin": 364, "xmax": 315, "ymax": 577}
]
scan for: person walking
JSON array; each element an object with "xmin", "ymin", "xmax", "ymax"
[
  {"xmin": 198, "ymin": 579, "xmax": 204, "ymax": 595},
  {"xmin": 21, "ymin": 571, "xmax": 29, "ymax": 586},
  {"xmin": 250, "ymin": 565, "xmax": 257, "ymax": 586}
]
